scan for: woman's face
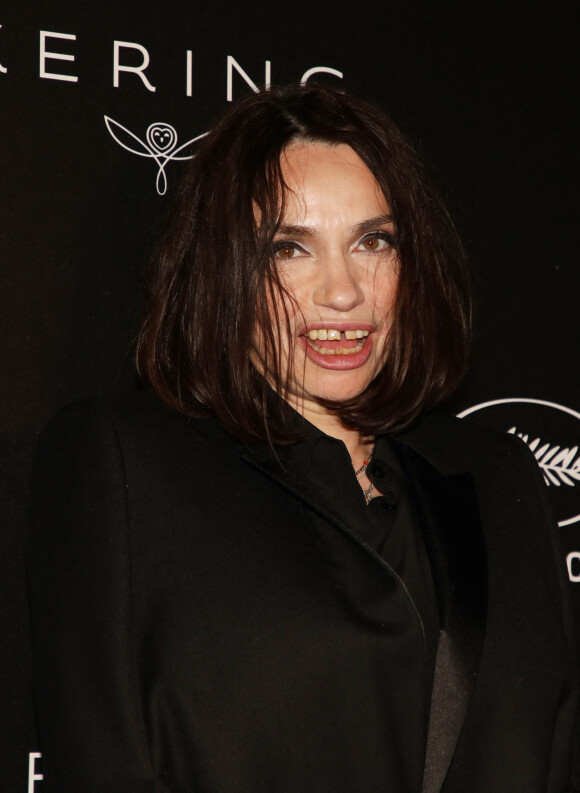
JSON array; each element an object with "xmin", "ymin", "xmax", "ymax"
[{"xmin": 253, "ymin": 141, "xmax": 399, "ymax": 417}]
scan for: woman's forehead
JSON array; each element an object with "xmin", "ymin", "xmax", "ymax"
[{"xmin": 277, "ymin": 141, "xmax": 390, "ymax": 229}]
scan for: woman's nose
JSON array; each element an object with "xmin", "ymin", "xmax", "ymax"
[{"xmin": 312, "ymin": 254, "xmax": 364, "ymax": 313}]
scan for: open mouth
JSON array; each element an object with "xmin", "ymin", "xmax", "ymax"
[{"xmin": 303, "ymin": 328, "xmax": 370, "ymax": 356}]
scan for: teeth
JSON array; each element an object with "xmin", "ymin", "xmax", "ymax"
[
  {"xmin": 309, "ymin": 343, "xmax": 365, "ymax": 355},
  {"xmin": 306, "ymin": 328, "xmax": 370, "ymax": 340}
]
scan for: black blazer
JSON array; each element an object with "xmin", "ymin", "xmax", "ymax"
[{"xmin": 28, "ymin": 392, "xmax": 578, "ymax": 793}]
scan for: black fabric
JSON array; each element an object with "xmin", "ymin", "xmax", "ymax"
[
  {"xmin": 27, "ymin": 392, "xmax": 579, "ymax": 792},
  {"xmin": 282, "ymin": 420, "xmax": 439, "ymax": 725},
  {"xmin": 393, "ymin": 446, "xmax": 486, "ymax": 792}
]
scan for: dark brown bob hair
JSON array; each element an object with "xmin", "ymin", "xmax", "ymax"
[{"xmin": 137, "ymin": 84, "xmax": 471, "ymax": 443}]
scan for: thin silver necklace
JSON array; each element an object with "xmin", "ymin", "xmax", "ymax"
[{"xmin": 354, "ymin": 448, "xmax": 374, "ymax": 504}]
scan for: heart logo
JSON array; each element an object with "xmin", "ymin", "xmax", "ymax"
[{"xmin": 147, "ymin": 123, "xmax": 177, "ymax": 154}]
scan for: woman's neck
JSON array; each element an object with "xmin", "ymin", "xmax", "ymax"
[{"xmin": 299, "ymin": 405, "xmax": 373, "ymax": 469}]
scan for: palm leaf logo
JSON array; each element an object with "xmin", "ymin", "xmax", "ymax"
[{"xmin": 508, "ymin": 427, "xmax": 580, "ymax": 487}]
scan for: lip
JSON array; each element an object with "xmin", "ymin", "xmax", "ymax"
[{"xmin": 298, "ymin": 332, "xmax": 374, "ymax": 370}]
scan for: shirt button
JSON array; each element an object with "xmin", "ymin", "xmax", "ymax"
[{"xmin": 370, "ymin": 462, "xmax": 385, "ymax": 479}]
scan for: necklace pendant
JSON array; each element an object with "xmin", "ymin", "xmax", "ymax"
[
  {"xmin": 353, "ymin": 444, "xmax": 375, "ymax": 504},
  {"xmin": 364, "ymin": 483, "xmax": 374, "ymax": 504}
]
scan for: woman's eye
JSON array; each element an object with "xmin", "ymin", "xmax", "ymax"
[
  {"xmin": 273, "ymin": 242, "xmax": 305, "ymax": 260},
  {"xmin": 355, "ymin": 233, "xmax": 394, "ymax": 253}
]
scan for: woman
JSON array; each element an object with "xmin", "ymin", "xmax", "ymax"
[{"xmin": 28, "ymin": 85, "xmax": 578, "ymax": 792}]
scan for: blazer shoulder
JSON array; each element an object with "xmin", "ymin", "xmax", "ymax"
[
  {"xmin": 37, "ymin": 390, "xmax": 236, "ymax": 459},
  {"xmin": 33, "ymin": 392, "xmax": 251, "ymax": 521},
  {"xmin": 394, "ymin": 409, "xmax": 537, "ymax": 477}
]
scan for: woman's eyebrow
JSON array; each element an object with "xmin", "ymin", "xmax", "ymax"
[
  {"xmin": 275, "ymin": 224, "xmax": 314, "ymax": 238},
  {"xmin": 352, "ymin": 214, "xmax": 395, "ymax": 235},
  {"xmin": 275, "ymin": 215, "xmax": 394, "ymax": 239}
]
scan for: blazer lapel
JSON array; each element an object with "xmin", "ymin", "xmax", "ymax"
[
  {"xmin": 240, "ymin": 446, "xmax": 428, "ymax": 636},
  {"xmin": 393, "ymin": 441, "xmax": 487, "ymax": 793},
  {"xmin": 242, "ymin": 433, "xmax": 488, "ymax": 793}
]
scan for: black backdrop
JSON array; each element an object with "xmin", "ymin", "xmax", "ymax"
[{"xmin": 1, "ymin": 2, "xmax": 578, "ymax": 789}]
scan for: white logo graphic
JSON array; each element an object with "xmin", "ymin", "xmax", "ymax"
[
  {"xmin": 104, "ymin": 116, "xmax": 207, "ymax": 195},
  {"xmin": 458, "ymin": 398, "xmax": 580, "ymax": 527},
  {"xmin": 28, "ymin": 753, "xmax": 43, "ymax": 792},
  {"xmin": 506, "ymin": 428, "xmax": 580, "ymax": 488}
]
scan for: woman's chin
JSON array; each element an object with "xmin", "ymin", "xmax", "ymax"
[{"xmin": 300, "ymin": 372, "xmax": 373, "ymax": 405}]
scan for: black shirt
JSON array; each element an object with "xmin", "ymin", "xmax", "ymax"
[{"xmin": 284, "ymin": 418, "xmax": 440, "ymax": 707}]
